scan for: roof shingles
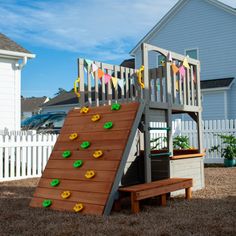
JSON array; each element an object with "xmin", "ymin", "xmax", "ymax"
[{"xmin": 0, "ymin": 33, "xmax": 31, "ymax": 54}]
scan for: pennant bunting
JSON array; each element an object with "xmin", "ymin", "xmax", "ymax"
[
  {"xmin": 167, "ymin": 52, "xmax": 172, "ymax": 62},
  {"xmin": 92, "ymin": 63, "xmax": 98, "ymax": 73},
  {"xmin": 183, "ymin": 57, "xmax": 190, "ymax": 69},
  {"xmin": 104, "ymin": 73, "xmax": 112, "ymax": 84},
  {"xmin": 118, "ymin": 78, "xmax": 124, "ymax": 88},
  {"xmin": 157, "ymin": 84, "xmax": 160, "ymax": 91},
  {"xmin": 179, "ymin": 65, "xmax": 186, "ymax": 79},
  {"xmin": 111, "ymin": 77, "xmax": 118, "ymax": 89},
  {"xmin": 97, "ymin": 68, "xmax": 104, "ymax": 79},
  {"xmin": 171, "ymin": 63, "xmax": 179, "ymax": 74}
]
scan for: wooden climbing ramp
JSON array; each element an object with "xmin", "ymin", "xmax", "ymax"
[{"xmin": 30, "ymin": 102, "xmax": 144, "ymax": 215}]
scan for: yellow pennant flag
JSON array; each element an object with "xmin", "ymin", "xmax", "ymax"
[
  {"xmin": 111, "ymin": 77, "xmax": 118, "ymax": 89},
  {"xmin": 171, "ymin": 63, "xmax": 179, "ymax": 74},
  {"xmin": 183, "ymin": 57, "xmax": 190, "ymax": 69}
]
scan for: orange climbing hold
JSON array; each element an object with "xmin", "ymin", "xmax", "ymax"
[
  {"xmin": 85, "ymin": 170, "xmax": 95, "ymax": 179},
  {"xmin": 93, "ymin": 150, "xmax": 103, "ymax": 158},
  {"xmin": 80, "ymin": 107, "xmax": 89, "ymax": 114},
  {"xmin": 73, "ymin": 203, "xmax": 84, "ymax": 212},
  {"xmin": 91, "ymin": 114, "xmax": 101, "ymax": 122},
  {"xmin": 61, "ymin": 191, "xmax": 71, "ymax": 199}
]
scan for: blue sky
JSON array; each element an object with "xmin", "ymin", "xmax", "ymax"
[{"xmin": 1, "ymin": 0, "xmax": 236, "ymax": 98}]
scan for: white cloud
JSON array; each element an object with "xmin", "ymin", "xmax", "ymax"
[{"xmin": 0, "ymin": 0, "xmax": 178, "ymax": 61}]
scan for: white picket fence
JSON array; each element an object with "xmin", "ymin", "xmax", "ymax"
[
  {"xmin": 0, "ymin": 119, "xmax": 235, "ymax": 182},
  {"xmin": 0, "ymin": 134, "xmax": 57, "ymax": 181},
  {"xmin": 150, "ymin": 119, "xmax": 236, "ymax": 164}
]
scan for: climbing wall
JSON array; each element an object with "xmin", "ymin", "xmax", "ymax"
[{"xmin": 30, "ymin": 102, "xmax": 140, "ymax": 215}]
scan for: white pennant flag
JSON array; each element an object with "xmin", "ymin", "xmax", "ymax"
[
  {"xmin": 91, "ymin": 63, "xmax": 98, "ymax": 73},
  {"xmin": 118, "ymin": 78, "xmax": 124, "ymax": 88},
  {"xmin": 167, "ymin": 52, "xmax": 172, "ymax": 62}
]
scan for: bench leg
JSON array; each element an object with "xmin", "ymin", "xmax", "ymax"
[
  {"xmin": 131, "ymin": 193, "xmax": 139, "ymax": 213},
  {"xmin": 185, "ymin": 187, "xmax": 192, "ymax": 200},
  {"xmin": 161, "ymin": 194, "xmax": 167, "ymax": 206}
]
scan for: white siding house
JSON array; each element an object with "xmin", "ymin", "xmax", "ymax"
[
  {"xmin": 0, "ymin": 33, "xmax": 35, "ymax": 130},
  {"xmin": 131, "ymin": 0, "xmax": 236, "ymax": 120}
]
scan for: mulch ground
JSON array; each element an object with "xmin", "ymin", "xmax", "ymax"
[{"xmin": 0, "ymin": 167, "xmax": 235, "ymax": 236}]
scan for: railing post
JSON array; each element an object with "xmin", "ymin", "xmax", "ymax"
[
  {"xmin": 78, "ymin": 58, "xmax": 85, "ymax": 106},
  {"xmin": 142, "ymin": 43, "xmax": 151, "ymax": 183}
]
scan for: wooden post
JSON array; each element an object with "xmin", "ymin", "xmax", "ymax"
[
  {"xmin": 185, "ymin": 187, "xmax": 192, "ymax": 200},
  {"xmin": 78, "ymin": 59, "xmax": 85, "ymax": 106},
  {"xmin": 161, "ymin": 194, "xmax": 167, "ymax": 206},
  {"xmin": 131, "ymin": 193, "xmax": 140, "ymax": 213},
  {"xmin": 142, "ymin": 43, "xmax": 152, "ymax": 183}
]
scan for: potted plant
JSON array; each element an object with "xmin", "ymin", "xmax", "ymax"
[{"xmin": 209, "ymin": 134, "xmax": 236, "ymax": 167}]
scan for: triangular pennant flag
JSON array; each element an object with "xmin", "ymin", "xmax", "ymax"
[
  {"xmin": 171, "ymin": 63, "xmax": 179, "ymax": 74},
  {"xmin": 104, "ymin": 73, "xmax": 112, "ymax": 84},
  {"xmin": 167, "ymin": 52, "xmax": 172, "ymax": 62},
  {"xmin": 92, "ymin": 63, "xmax": 98, "ymax": 73},
  {"xmin": 118, "ymin": 78, "xmax": 124, "ymax": 88},
  {"xmin": 84, "ymin": 59, "xmax": 93, "ymax": 68},
  {"xmin": 183, "ymin": 57, "xmax": 190, "ymax": 69},
  {"xmin": 111, "ymin": 77, "xmax": 118, "ymax": 89},
  {"xmin": 179, "ymin": 65, "xmax": 186, "ymax": 79},
  {"xmin": 97, "ymin": 68, "xmax": 104, "ymax": 79}
]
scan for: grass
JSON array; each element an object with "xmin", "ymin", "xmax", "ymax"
[{"xmin": 0, "ymin": 167, "xmax": 236, "ymax": 236}]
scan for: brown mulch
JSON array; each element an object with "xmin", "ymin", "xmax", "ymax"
[{"xmin": 0, "ymin": 167, "xmax": 235, "ymax": 236}]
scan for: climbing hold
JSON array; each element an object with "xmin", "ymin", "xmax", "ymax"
[
  {"xmin": 69, "ymin": 133, "xmax": 78, "ymax": 140},
  {"xmin": 61, "ymin": 191, "xmax": 71, "ymax": 199},
  {"xmin": 50, "ymin": 179, "xmax": 60, "ymax": 187},
  {"xmin": 80, "ymin": 141, "xmax": 90, "ymax": 149},
  {"xmin": 91, "ymin": 114, "xmax": 101, "ymax": 122},
  {"xmin": 62, "ymin": 150, "xmax": 71, "ymax": 158},
  {"xmin": 73, "ymin": 160, "xmax": 83, "ymax": 168},
  {"xmin": 104, "ymin": 121, "xmax": 113, "ymax": 129},
  {"xmin": 73, "ymin": 203, "xmax": 84, "ymax": 212},
  {"xmin": 80, "ymin": 107, "xmax": 89, "ymax": 114},
  {"xmin": 85, "ymin": 170, "xmax": 95, "ymax": 179},
  {"xmin": 93, "ymin": 150, "xmax": 103, "ymax": 159},
  {"xmin": 111, "ymin": 103, "xmax": 121, "ymax": 111},
  {"xmin": 42, "ymin": 199, "xmax": 52, "ymax": 208}
]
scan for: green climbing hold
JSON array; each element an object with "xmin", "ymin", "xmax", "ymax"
[
  {"xmin": 104, "ymin": 121, "xmax": 113, "ymax": 129},
  {"xmin": 111, "ymin": 103, "xmax": 121, "ymax": 111},
  {"xmin": 62, "ymin": 150, "xmax": 71, "ymax": 158},
  {"xmin": 73, "ymin": 160, "xmax": 83, "ymax": 168},
  {"xmin": 42, "ymin": 199, "xmax": 52, "ymax": 208},
  {"xmin": 50, "ymin": 179, "xmax": 60, "ymax": 187},
  {"xmin": 80, "ymin": 141, "xmax": 90, "ymax": 149}
]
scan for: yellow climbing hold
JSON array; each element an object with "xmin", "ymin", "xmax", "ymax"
[
  {"xmin": 93, "ymin": 150, "xmax": 103, "ymax": 159},
  {"xmin": 61, "ymin": 191, "xmax": 71, "ymax": 199},
  {"xmin": 80, "ymin": 107, "xmax": 89, "ymax": 114},
  {"xmin": 85, "ymin": 170, "xmax": 95, "ymax": 179},
  {"xmin": 74, "ymin": 77, "xmax": 80, "ymax": 97},
  {"xmin": 136, "ymin": 65, "xmax": 145, "ymax": 89},
  {"xmin": 73, "ymin": 203, "xmax": 84, "ymax": 212},
  {"xmin": 69, "ymin": 133, "xmax": 78, "ymax": 140},
  {"xmin": 91, "ymin": 114, "xmax": 101, "ymax": 122}
]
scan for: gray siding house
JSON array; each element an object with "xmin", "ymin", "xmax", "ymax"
[{"xmin": 130, "ymin": 0, "xmax": 236, "ymax": 120}]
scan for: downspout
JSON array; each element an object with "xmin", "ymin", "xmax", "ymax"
[{"xmin": 17, "ymin": 56, "xmax": 28, "ymax": 70}]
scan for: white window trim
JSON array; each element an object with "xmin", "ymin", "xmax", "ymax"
[{"xmin": 184, "ymin": 48, "xmax": 199, "ymax": 60}]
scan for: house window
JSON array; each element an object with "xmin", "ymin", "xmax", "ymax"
[{"xmin": 185, "ymin": 49, "xmax": 198, "ymax": 59}]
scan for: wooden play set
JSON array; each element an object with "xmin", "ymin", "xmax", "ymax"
[{"xmin": 30, "ymin": 43, "xmax": 205, "ymax": 215}]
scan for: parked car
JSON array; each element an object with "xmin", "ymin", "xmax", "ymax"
[{"xmin": 21, "ymin": 112, "xmax": 66, "ymax": 134}]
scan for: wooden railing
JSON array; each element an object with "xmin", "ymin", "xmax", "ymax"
[{"xmin": 78, "ymin": 44, "xmax": 201, "ymax": 112}]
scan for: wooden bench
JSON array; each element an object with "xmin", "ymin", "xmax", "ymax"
[{"xmin": 118, "ymin": 178, "xmax": 192, "ymax": 213}]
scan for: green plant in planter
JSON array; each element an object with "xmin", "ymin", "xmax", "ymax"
[
  {"xmin": 173, "ymin": 135, "xmax": 191, "ymax": 150},
  {"xmin": 209, "ymin": 134, "xmax": 236, "ymax": 167}
]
